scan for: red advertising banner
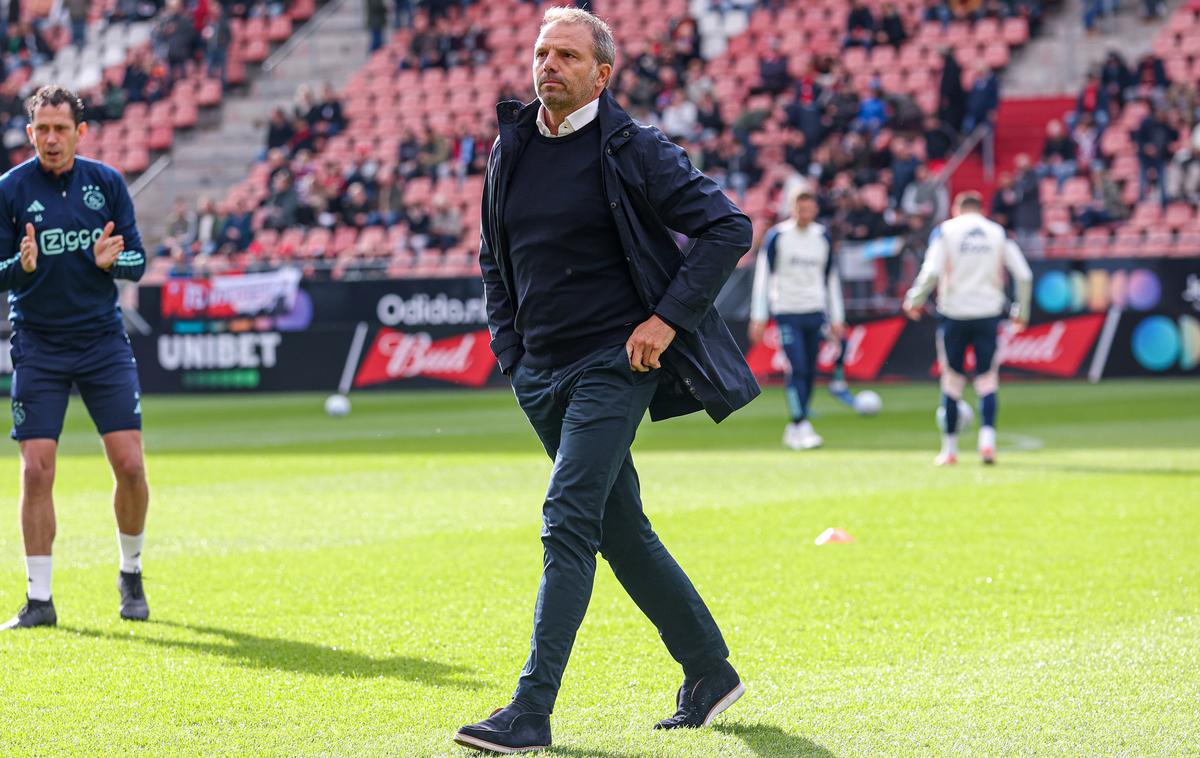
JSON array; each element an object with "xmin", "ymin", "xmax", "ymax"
[
  {"xmin": 930, "ymin": 314, "xmax": 1106, "ymax": 378},
  {"xmin": 746, "ymin": 316, "xmax": 907, "ymax": 381},
  {"xmin": 353, "ymin": 328, "xmax": 496, "ymax": 388}
]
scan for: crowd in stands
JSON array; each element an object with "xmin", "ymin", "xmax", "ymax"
[
  {"xmin": 157, "ymin": 0, "xmax": 1064, "ymax": 288},
  {"xmin": 1009, "ymin": 34, "xmax": 1200, "ymax": 253}
]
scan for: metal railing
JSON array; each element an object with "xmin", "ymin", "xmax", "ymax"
[{"xmin": 933, "ymin": 122, "xmax": 995, "ymax": 189}]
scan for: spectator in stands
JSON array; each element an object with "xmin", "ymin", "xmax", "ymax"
[
  {"xmin": 265, "ymin": 107, "xmax": 293, "ymax": 153},
  {"xmin": 286, "ymin": 114, "xmax": 315, "ymax": 154},
  {"xmin": 901, "ymin": 163, "xmax": 949, "ymax": 234},
  {"xmin": 310, "ymin": 83, "xmax": 347, "ymax": 137},
  {"xmin": 396, "ymin": 126, "xmax": 421, "ymax": 179},
  {"xmin": 1011, "ymin": 153, "xmax": 1042, "ymax": 257},
  {"xmin": 339, "ymin": 182, "xmax": 373, "ymax": 228},
  {"xmin": 262, "ymin": 171, "xmax": 302, "ymax": 231},
  {"xmin": 66, "ymin": 0, "xmax": 89, "ymax": 49},
  {"xmin": 684, "ymin": 89, "xmax": 719, "ymax": 137},
  {"xmin": 102, "ymin": 81, "xmax": 127, "ymax": 122},
  {"xmin": 1133, "ymin": 54, "xmax": 1168, "ymax": 93},
  {"xmin": 756, "ymin": 38, "xmax": 790, "ymax": 96},
  {"xmin": 165, "ymin": 197, "xmax": 198, "ymax": 250},
  {"xmin": 922, "ymin": 114, "xmax": 956, "ymax": 164},
  {"xmin": 844, "ymin": 1, "xmax": 876, "ymax": 49},
  {"xmin": 855, "ymin": 82, "xmax": 888, "ymax": 136},
  {"xmin": 1168, "ymin": 117, "xmax": 1200, "ymax": 203},
  {"xmin": 661, "ymin": 88, "xmax": 698, "ymax": 139},
  {"xmin": 1072, "ymin": 112, "xmax": 1102, "ymax": 174},
  {"xmin": 938, "ymin": 47, "xmax": 965, "ymax": 133},
  {"xmin": 962, "ymin": 64, "xmax": 999, "ymax": 135},
  {"xmin": 220, "ymin": 198, "xmax": 255, "ymax": 251},
  {"xmin": 1072, "ymin": 69, "xmax": 1110, "ymax": 133},
  {"xmin": 156, "ymin": 0, "xmax": 198, "ymax": 85},
  {"xmin": 923, "ymin": 0, "xmax": 953, "ymax": 26},
  {"xmin": 194, "ymin": 195, "xmax": 224, "ymax": 254},
  {"xmin": 203, "ymin": 3, "xmax": 233, "ymax": 88},
  {"xmin": 375, "ymin": 166, "xmax": 407, "ymax": 226},
  {"xmin": 890, "ymin": 140, "xmax": 921, "ymax": 204},
  {"xmin": 1134, "ymin": 106, "xmax": 1178, "ymax": 208},
  {"xmin": 1073, "ymin": 168, "xmax": 1127, "ymax": 230},
  {"xmin": 367, "ymin": 0, "xmax": 387, "ymax": 51},
  {"xmin": 417, "ymin": 125, "xmax": 450, "ymax": 179},
  {"xmin": 1099, "ymin": 50, "xmax": 1131, "ymax": 107},
  {"xmin": 1082, "ymin": 0, "xmax": 1105, "ymax": 34},
  {"xmin": 428, "ymin": 194, "xmax": 461, "ymax": 250},
  {"xmin": 877, "ymin": 3, "xmax": 907, "ymax": 48},
  {"xmin": 344, "ymin": 146, "xmax": 380, "ymax": 199},
  {"xmin": 1038, "ymin": 119, "xmax": 1077, "ymax": 189}
]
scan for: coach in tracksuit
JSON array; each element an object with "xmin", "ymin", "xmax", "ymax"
[
  {"xmin": 903, "ymin": 191, "xmax": 1033, "ymax": 466},
  {"xmin": 453, "ymin": 9, "xmax": 757, "ymax": 755},
  {"xmin": 0, "ymin": 86, "xmax": 150, "ymax": 631},
  {"xmin": 749, "ymin": 186, "xmax": 845, "ymax": 451}
]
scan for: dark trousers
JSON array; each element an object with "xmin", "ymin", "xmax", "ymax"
[
  {"xmin": 777, "ymin": 312, "xmax": 825, "ymax": 422},
  {"xmin": 510, "ymin": 344, "xmax": 729, "ymax": 712}
]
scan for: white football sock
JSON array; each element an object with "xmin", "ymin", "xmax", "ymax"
[
  {"xmin": 979, "ymin": 426, "xmax": 996, "ymax": 451},
  {"xmin": 26, "ymin": 556, "xmax": 52, "ymax": 601},
  {"xmin": 118, "ymin": 531, "xmax": 145, "ymax": 574},
  {"xmin": 941, "ymin": 433, "xmax": 958, "ymax": 456}
]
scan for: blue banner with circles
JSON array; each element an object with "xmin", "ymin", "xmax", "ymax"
[{"xmin": 1030, "ymin": 258, "xmax": 1200, "ymax": 376}]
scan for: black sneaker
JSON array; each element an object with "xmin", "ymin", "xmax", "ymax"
[
  {"xmin": 454, "ymin": 701, "xmax": 551, "ymax": 754},
  {"xmin": 1, "ymin": 597, "xmax": 57, "ymax": 630},
  {"xmin": 118, "ymin": 571, "xmax": 149, "ymax": 621},
  {"xmin": 654, "ymin": 660, "xmax": 745, "ymax": 729}
]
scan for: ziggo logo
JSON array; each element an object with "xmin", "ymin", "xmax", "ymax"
[{"xmin": 37, "ymin": 227, "xmax": 105, "ymax": 256}]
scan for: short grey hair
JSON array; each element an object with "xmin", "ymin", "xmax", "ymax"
[{"xmin": 540, "ymin": 7, "xmax": 616, "ymax": 69}]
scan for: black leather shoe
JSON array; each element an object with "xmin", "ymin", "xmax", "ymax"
[
  {"xmin": 118, "ymin": 571, "xmax": 149, "ymax": 621},
  {"xmin": 1, "ymin": 596, "xmax": 57, "ymax": 630},
  {"xmin": 454, "ymin": 701, "xmax": 551, "ymax": 754},
  {"xmin": 654, "ymin": 660, "xmax": 745, "ymax": 729}
]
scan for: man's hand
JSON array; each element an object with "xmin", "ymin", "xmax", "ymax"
[
  {"xmin": 829, "ymin": 321, "xmax": 847, "ymax": 340},
  {"xmin": 20, "ymin": 223, "xmax": 37, "ymax": 273},
  {"xmin": 903, "ymin": 302, "xmax": 923, "ymax": 321},
  {"xmin": 748, "ymin": 319, "xmax": 766, "ymax": 346},
  {"xmin": 1009, "ymin": 318, "xmax": 1027, "ymax": 334},
  {"xmin": 93, "ymin": 221, "xmax": 124, "ymax": 271},
  {"xmin": 626, "ymin": 314, "xmax": 676, "ymax": 372}
]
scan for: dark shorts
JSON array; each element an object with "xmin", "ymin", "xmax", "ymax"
[
  {"xmin": 937, "ymin": 315, "xmax": 1002, "ymax": 376},
  {"xmin": 10, "ymin": 328, "xmax": 143, "ymax": 442}
]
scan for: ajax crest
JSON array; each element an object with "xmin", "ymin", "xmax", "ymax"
[
  {"xmin": 82, "ymin": 184, "xmax": 106, "ymax": 211},
  {"xmin": 12, "ymin": 400, "xmax": 25, "ymax": 427}
]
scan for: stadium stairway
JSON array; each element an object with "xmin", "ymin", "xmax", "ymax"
[
  {"xmin": 132, "ymin": 0, "xmax": 368, "ymax": 246},
  {"xmin": 950, "ymin": 96, "xmax": 1076, "ymax": 202},
  {"xmin": 1003, "ymin": 0, "xmax": 1181, "ymax": 97}
]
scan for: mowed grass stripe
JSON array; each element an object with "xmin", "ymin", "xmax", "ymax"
[{"xmin": 0, "ymin": 380, "xmax": 1195, "ymax": 755}]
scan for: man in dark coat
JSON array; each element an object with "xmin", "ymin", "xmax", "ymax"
[{"xmin": 455, "ymin": 7, "xmax": 755, "ymax": 755}]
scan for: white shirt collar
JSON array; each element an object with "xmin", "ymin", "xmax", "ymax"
[{"xmin": 536, "ymin": 97, "xmax": 599, "ymax": 138}]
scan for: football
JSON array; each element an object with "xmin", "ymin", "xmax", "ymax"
[
  {"xmin": 324, "ymin": 393, "xmax": 351, "ymax": 417},
  {"xmin": 853, "ymin": 390, "xmax": 883, "ymax": 416}
]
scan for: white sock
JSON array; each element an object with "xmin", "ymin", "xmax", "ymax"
[
  {"xmin": 26, "ymin": 556, "xmax": 52, "ymax": 601},
  {"xmin": 118, "ymin": 531, "xmax": 144, "ymax": 574},
  {"xmin": 941, "ymin": 434, "xmax": 958, "ymax": 456},
  {"xmin": 979, "ymin": 426, "xmax": 996, "ymax": 451}
]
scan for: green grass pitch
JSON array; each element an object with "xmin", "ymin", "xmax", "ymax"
[{"xmin": 0, "ymin": 380, "xmax": 1197, "ymax": 756}]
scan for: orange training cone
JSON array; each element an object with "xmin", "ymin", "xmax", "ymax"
[{"xmin": 814, "ymin": 527, "xmax": 855, "ymax": 545}]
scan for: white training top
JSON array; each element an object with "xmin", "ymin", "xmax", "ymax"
[
  {"xmin": 750, "ymin": 220, "xmax": 845, "ymax": 324},
  {"xmin": 903, "ymin": 211, "xmax": 1033, "ymax": 321}
]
